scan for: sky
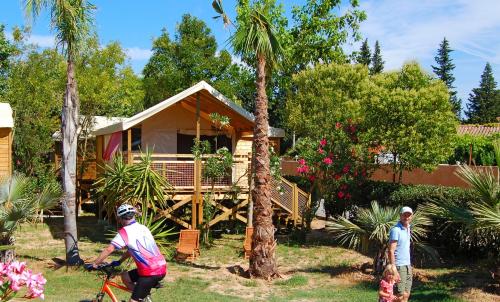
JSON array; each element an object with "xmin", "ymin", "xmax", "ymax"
[{"xmin": 1, "ymin": 0, "xmax": 499, "ymax": 115}]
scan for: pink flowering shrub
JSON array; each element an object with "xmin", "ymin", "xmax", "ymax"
[
  {"xmin": 0, "ymin": 261, "xmax": 46, "ymax": 301},
  {"xmin": 294, "ymin": 120, "xmax": 375, "ymax": 216}
]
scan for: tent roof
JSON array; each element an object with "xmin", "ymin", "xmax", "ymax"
[
  {"xmin": 52, "ymin": 116, "xmax": 126, "ymax": 141},
  {"xmin": 93, "ymin": 81, "xmax": 285, "ymax": 138},
  {"xmin": 0, "ymin": 103, "xmax": 13, "ymax": 128}
]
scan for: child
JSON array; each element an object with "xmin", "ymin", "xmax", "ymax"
[{"xmin": 379, "ymin": 264, "xmax": 398, "ymax": 302}]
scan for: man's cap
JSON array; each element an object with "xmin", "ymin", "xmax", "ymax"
[{"xmin": 400, "ymin": 206, "xmax": 413, "ymax": 214}]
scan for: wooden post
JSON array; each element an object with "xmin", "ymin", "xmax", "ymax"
[
  {"xmin": 127, "ymin": 129, "xmax": 132, "ymax": 165},
  {"xmin": 96, "ymin": 135, "xmax": 104, "ymax": 221},
  {"xmin": 293, "ymin": 183, "xmax": 298, "ymax": 226},
  {"xmin": 469, "ymin": 143, "xmax": 473, "ymax": 165},
  {"xmin": 196, "ymin": 92, "xmax": 203, "ymax": 227}
]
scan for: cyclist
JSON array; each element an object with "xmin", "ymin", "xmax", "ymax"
[{"xmin": 91, "ymin": 204, "xmax": 167, "ymax": 302}]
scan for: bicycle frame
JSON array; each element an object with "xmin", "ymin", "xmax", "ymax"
[{"xmin": 97, "ymin": 275, "xmax": 131, "ymax": 302}]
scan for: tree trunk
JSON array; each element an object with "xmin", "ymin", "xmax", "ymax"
[
  {"xmin": 61, "ymin": 58, "xmax": 82, "ymax": 266},
  {"xmin": 249, "ymin": 54, "xmax": 278, "ymax": 279},
  {"xmin": 0, "ymin": 236, "xmax": 15, "ymax": 263}
]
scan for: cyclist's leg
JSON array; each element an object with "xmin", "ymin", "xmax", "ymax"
[
  {"xmin": 130, "ymin": 275, "xmax": 164, "ymax": 302},
  {"xmin": 122, "ymin": 269, "xmax": 139, "ymax": 291}
]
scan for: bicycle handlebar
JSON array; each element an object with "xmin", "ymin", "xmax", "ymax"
[{"xmin": 84, "ymin": 261, "xmax": 120, "ymax": 272}]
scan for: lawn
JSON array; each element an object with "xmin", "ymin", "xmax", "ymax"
[{"xmin": 11, "ymin": 216, "xmax": 498, "ymax": 302}]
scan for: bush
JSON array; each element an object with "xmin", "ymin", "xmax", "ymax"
[
  {"xmin": 448, "ymin": 134, "xmax": 499, "ymax": 166},
  {"xmin": 351, "ymin": 181, "xmax": 490, "ymax": 260}
]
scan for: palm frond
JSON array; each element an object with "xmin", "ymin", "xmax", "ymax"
[
  {"xmin": 36, "ymin": 182, "xmax": 62, "ymax": 210},
  {"xmin": 456, "ymin": 165, "xmax": 500, "ymax": 206},
  {"xmin": 470, "ymin": 201, "xmax": 500, "ymax": 231},
  {"xmin": 325, "ymin": 217, "xmax": 367, "ymax": 251}
]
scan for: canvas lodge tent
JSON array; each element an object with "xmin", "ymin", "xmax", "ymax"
[{"xmin": 79, "ymin": 81, "xmax": 308, "ymax": 229}]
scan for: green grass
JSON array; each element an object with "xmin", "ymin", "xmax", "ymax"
[{"xmin": 10, "ymin": 216, "xmax": 492, "ymax": 302}]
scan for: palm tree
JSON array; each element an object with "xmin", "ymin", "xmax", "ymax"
[
  {"xmin": 215, "ymin": 0, "xmax": 283, "ymax": 279},
  {"xmin": 0, "ymin": 174, "xmax": 61, "ymax": 262},
  {"xmin": 326, "ymin": 201, "xmax": 435, "ymax": 274},
  {"xmin": 23, "ymin": 0, "xmax": 95, "ymax": 265}
]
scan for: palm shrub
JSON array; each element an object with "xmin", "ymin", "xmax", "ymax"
[
  {"xmin": 325, "ymin": 201, "xmax": 435, "ymax": 273},
  {"xmin": 426, "ymin": 146, "xmax": 500, "ymax": 266},
  {"xmin": 95, "ymin": 150, "xmax": 174, "ymax": 218},
  {"xmin": 0, "ymin": 174, "xmax": 61, "ymax": 262}
]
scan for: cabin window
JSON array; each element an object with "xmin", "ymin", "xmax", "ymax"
[
  {"xmin": 177, "ymin": 134, "xmax": 232, "ymax": 154},
  {"xmin": 122, "ymin": 128, "xmax": 141, "ymax": 151}
]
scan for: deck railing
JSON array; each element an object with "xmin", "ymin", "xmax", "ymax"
[{"xmin": 127, "ymin": 153, "xmax": 251, "ymax": 190}]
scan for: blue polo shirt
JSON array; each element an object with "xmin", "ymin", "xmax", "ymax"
[{"xmin": 389, "ymin": 221, "xmax": 411, "ymax": 266}]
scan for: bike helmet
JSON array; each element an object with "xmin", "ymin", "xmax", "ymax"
[{"xmin": 116, "ymin": 204, "xmax": 136, "ymax": 219}]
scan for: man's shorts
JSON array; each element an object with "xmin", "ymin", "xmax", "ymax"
[
  {"xmin": 395, "ymin": 265, "xmax": 412, "ymax": 295},
  {"xmin": 128, "ymin": 269, "xmax": 165, "ymax": 301}
]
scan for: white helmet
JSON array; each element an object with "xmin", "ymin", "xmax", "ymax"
[{"xmin": 116, "ymin": 204, "xmax": 135, "ymax": 219}]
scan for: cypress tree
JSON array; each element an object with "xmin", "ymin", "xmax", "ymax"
[
  {"xmin": 432, "ymin": 38, "xmax": 461, "ymax": 118},
  {"xmin": 370, "ymin": 40, "xmax": 384, "ymax": 75},
  {"xmin": 466, "ymin": 63, "xmax": 500, "ymax": 123},
  {"xmin": 356, "ymin": 39, "xmax": 371, "ymax": 66}
]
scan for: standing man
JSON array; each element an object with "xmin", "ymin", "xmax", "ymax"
[
  {"xmin": 389, "ymin": 206, "xmax": 413, "ymax": 302},
  {"xmin": 91, "ymin": 204, "xmax": 167, "ymax": 302}
]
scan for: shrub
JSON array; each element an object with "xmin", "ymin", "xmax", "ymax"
[{"xmin": 448, "ymin": 134, "xmax": 499, "ymax": 166}]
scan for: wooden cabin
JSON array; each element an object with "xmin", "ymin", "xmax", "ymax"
[
  {"xmin": 0, "ymin": 103, "xmax": 13, "ymax": 178},
  {"xmin": 90, "ymin": 81, "xmax": 309, "ymax": 229}
]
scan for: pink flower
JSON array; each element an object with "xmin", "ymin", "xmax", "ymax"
[
  {"xmin": 297, "ymin": 165, "xmax": 309, "ymax": 174},
  {"xmin": 345, "ymin": 193, "xmax": 352, "ymax": 199},
  {"xmin": 334, "ymin": 174, "xmax": 341, "ymax": 180},
  {"xmin": 323, "ymin": 157, "xmax": 333, "ymax": 165},
  {"xmin": 318, "ymin": 148, "xmax": 324, "ymax": 154},
  {"xmin": 335, "ymin": 122, "xmax": 342, "ymax": 129},
  {"xmin": 342, "ymin": 164, "xmax": 351, "ymax": 174},
  {"xmin": 298, "ymin": 159, "xmax": 306, "ymax": 166},
  {"xmin": 340, "ymin": 184, "xmax": 348, "ymax": 191},
  {"xmin": 337, "ymin": 191, "xmax": 345, "ymax": 199},
  {"xmin": 308, "ymin": 175, "xmax": 316, "ymax": 182},
  {"xmin": 320, "ymin": 138, "xmax": 327, "ymax": 147}
]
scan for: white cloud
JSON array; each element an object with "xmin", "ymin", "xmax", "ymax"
[
  {"xmin": 125, "ymin": 47, "xmax": 152, "ymax": 60},
  {"xmin": 28, "ymin": 34, "xmax": 55, "ymax": 47},
  {"xmin": 358, "ymin": 0, "xmax": 500, "ymax": 69}
]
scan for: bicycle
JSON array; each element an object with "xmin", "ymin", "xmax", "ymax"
[{"xmin": 83, "ymin": 262, "xmax": 162, "ymax": 302}]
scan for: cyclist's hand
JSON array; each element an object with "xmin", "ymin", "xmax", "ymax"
[
  {"xmin": 84, "ymin": 263, "xmax": 94, "ymax": 271},
  {"xmin": 110, "ymin": 260, "xmax": 121, "ymax": 267}
]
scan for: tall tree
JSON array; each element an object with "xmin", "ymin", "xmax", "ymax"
[
  {"xmin": 24, "ymin": 0, "xmax": 95, "ymax": 265},
  {"xmin": 271, "ymin": 0, "xmax": 366, "ymax": 129},
  {"xmin": 466, "ymin": 63, "xmax": 500, "ymax": 123},
  {"xmin": 370, "ymin": 40, "xmax": 384, "ymax": 75},
  {"xmin": 356, "ymin": 39, "xmax": 371, "ymax": 66},
  {"xmin": 0, "ymin": 24, "xmax": 16, "ymax": 97},
  {"xmin": 142, "ymin": 14, "xmax": 254, "ymax": 108},
  {"xmin": 432, "ymin": 38, "xmax": 461, "ymax": 118},
  {"xmin": 217, "ymin": 0, "xmax": 284, "ymax": 279},
  {"xmin": 364, "ymin": 62, "xmax": 458, "ymax": 182}
]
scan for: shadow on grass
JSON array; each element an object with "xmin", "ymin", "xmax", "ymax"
[
  {"xmin": 43, "ymin": 216, "xmax": 112, "ymax": 244},
  {"xmin": 226, "ymin": 264, "xmax": 250, "ymax": 278},
  {"xmin": 293, "ymin": 263, "xmax": 360, "ymax": 278},
  {"xmin": 174, "ymin": 260, "xmax": 220, "ymax": 271}
]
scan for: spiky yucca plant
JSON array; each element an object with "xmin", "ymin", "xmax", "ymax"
[
  {"xmin": 326, "ymin": 201, "xmax": 434, "ymax": 273},
  {"xmin": 0, "ymin": 174, "xmax": 61, "ymax": 262}
]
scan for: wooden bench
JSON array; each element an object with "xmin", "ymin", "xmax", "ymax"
[
  {"xmin": 175, "ymin": 229, "xmax": 200, "ymax": 261},
  {"xmin": 243, "ymin": 227, "xmax": 253, "ymax": 259}
]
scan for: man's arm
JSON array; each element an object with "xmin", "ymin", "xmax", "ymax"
[
  {"xmin": 389, "ymin": 240, "xmax": 401, "ymax": 282},
  {"xmin": 92, "ymin": 244, "xmax": 116, "ymax": 267},
  {"xmin": 118, "ymin": 250, "xmax": 131, "ymax": 264}
]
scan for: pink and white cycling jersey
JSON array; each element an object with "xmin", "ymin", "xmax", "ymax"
[{"xmin": 111, "ymin": 221, "xmax": 167, "ymax": 276}]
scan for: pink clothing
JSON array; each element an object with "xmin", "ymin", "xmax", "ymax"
[
  {"xmin": 379, "ymin": 279, "xmax": 395, "ymax": 302},
  {"xmin": 112, "ymin": 222, "xmax": 167, "ymax": 277}
]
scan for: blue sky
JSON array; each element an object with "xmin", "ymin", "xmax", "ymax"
[{"xmin": 1, "ymin": 0, "xmax": 499, "ymax": 115}]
